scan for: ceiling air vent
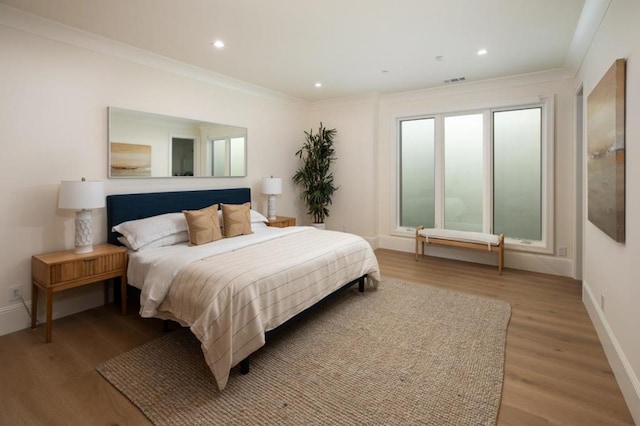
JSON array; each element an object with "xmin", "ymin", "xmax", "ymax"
[{"xmin": 444, "ymin": 77, "xmax": 466, "ymax": 84}]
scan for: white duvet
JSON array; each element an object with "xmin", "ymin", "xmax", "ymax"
[{"xmin": 128, "ymin": 226, "xmax": 380, "ymax": 390}]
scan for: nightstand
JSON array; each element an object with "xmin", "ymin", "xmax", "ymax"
[
  {"xmin": 266, "ymin": 216, "xmax": 296, "ymax": 228},
  {"xmin": 31, "ymin": 243, "xmax": 127, "ymax": 342}
]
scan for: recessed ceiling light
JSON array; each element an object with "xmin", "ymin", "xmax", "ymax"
[
  {"xmin": 477, "ymin": 49, "xmax": 488, "ymax": 56},
  {"xmin": 314, "ymin": 82, "xmax": 322, "ymax": 88},
  {"xmin": 212, "ymin": 40, "xmax": 225, "ymax": 49}
]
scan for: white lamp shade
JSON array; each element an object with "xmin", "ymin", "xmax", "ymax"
[
  {"xmin": 261, "ymin": 177, "xmax": 282, "ymax": 195},
  {"xmin": 58, "ymin": 180, "xmax": 105, "ymax": 210}
]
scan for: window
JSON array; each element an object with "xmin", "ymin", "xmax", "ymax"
[
  {"xmin": 493, "ymin": 108, "xmax": 542, "ymax": 241},
  {"xmin": 210, "ymin": 136, "xmax": 246, "ymax": 177},
  {"xmin": 399, "ymin": 118, "xmax": 435, "ymax": 228},
  {"xmin": 398, "ymin": 100, "xmax": 553, "ymax": 253},
  {"xmin": 444, "ymin": 114, "xmax": 484, "ymax": 232}
]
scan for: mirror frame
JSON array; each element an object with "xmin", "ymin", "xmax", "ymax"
[{"xmin": 108, "ymin": 107, "xmax": 247, "ymax": 178}]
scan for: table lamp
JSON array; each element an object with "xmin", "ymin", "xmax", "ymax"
[
  {"xmin": 261, "ymin": 176, "xmax": 282, "ymax": 220},
  {"xmin": 58, "ymin": 178, "xmax": 105, "ymax": 254}
]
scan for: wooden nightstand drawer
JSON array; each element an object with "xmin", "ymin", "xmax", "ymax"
[
  {"xmin": 32, "ymin": 247, "xmax": 126, "ymax": 286},
  {"xmin": 49, "ymin": 252, "xmax": 126, "ymax": 284}
]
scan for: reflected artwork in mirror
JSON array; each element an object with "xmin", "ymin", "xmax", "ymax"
[{"xmin": 108, "ymin": 107, "xmax": 247, "ymax": 178}]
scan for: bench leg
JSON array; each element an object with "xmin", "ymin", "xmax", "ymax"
[
  {"xmin": 415, "ymin": 237, "xmax": 426, "ymax": 261},
  {"xmin": 498, "ymin": 234, "xmax": 504, "ymax": 275}
]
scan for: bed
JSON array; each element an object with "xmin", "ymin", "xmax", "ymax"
[{"xmin": 106, "ymin": 188, "xmax": 380, "ymax": 391}]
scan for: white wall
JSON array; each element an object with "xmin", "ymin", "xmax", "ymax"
[
  {"xmin": 578, "ymin": 0, "xmax": 640, "ymax": 421},
  {"xmin": 0, "ymin": 11, "xmax": 307, "ymax": 335},
  {"xmin": 305, "ymin": 94, "xmax": 379, "ymax": 239}
]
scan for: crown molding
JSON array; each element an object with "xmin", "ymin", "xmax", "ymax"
[
  {"xmin": 0, "ymin": 5, "xmax": 306, "ymax": 108},
  {"xmin": 564, "ymin": 0, "xmax": 612, "ymax": 76},
  {"xmin": 380, "ymin": 68, "xmax": 572, "ymax": 105}
]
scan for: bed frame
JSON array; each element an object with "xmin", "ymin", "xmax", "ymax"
[{"xmin": 106, "ymin": 187, "xmax": 366, "ymax": 376}]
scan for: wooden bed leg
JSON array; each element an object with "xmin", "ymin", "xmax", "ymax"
[
  {"xmin": 240, "ymin": 358, "xmax": 250, "ymax": 375},
  {"xmin": 358, "ymin": 276, "xmax": 365, "ymax": 292}
]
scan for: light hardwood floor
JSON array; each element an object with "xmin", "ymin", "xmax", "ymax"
[{"xmin": 0, "ymin": 249, "xmax": 634, "ymax": 425}]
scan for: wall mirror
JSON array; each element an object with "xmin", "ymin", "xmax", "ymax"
[{"xmin": 108, "ymin": 107, "xmax": 247, "ymax": 178}]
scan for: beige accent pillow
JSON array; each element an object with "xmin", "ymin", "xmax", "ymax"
[
  {"xmin": 221, "ymin": 202, "xmax": 253, "ymax": 237},
  {"xmin": 183, "ymin": 204, "xmax": 223, "ymax": 246}
]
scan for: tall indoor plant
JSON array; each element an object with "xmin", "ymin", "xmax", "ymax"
[{"xmin": 292, "ymin": 123, "xmax": 337, "ymax": 227}]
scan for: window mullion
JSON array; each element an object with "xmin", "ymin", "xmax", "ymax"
[
  {"xmin": 434, "ymin": 115, "xmax": 444, "ymax": 228},
  {"xmin": 483, "ymin": 111, "xmax": 493, "ymax": 234}
]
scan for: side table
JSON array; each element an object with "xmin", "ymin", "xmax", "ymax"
[
  {"xmin": 31, "ymin": 243, "xmax": 127, "ymax": 342},
  {"xmin": 266, "ymin": 216, "xmax": 296, "ymax": 228}
]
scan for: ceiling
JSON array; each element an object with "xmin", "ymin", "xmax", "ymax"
[{"xmin": 1, "ymin": 0, "xmax": 604, "ymax": 101}]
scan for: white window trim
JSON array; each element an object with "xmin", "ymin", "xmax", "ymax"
[
  {"xmin": 393, "ymin": 95, "xmax": 555, "ymax": 255},
  {"xmin": 501, "ymin": 96, "xmax": 554, "ymax": 254}
]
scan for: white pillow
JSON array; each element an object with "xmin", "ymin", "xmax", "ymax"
[
  {"xmin": 118, "ymin": 231, "xmax": 189, "ymax": 251},
  {"xmin": 250, "ymin": 209, "xmax": 269, "ymax": 223},
  {"xmin": 113, "ymin": 213, "xmax": 188, "ymax": 250},
  {"xmin": 218, "ymin": 208, "xmax": 269, "ymax": 226}
]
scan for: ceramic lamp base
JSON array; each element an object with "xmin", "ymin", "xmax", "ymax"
[
  {"xmin": 267, "ymin": 194, "xmax": 277, "ymax": 220},
  {"xmin": 74, "ymin": 209, "xmax": 94, "ymax": 254}
]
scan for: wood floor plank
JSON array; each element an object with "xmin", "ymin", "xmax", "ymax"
[
  {"xmin": 0, "ymin": 249, "xmax": 633, "ymax": 425},
  {"xmin": 377, "ymin": 249, "xmax": 634, "ymax": 425}
]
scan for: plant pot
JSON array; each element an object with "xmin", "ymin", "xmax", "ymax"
[{"xmin": 311, "ymin": 223, "xmax": 326, "ymax": 230}]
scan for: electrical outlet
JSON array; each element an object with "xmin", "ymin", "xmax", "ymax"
[
  {"xmin": 558, "ymin": 246, "xmax": 567, "ymax": 257},
  {"xmin": 342, "ymin": 225, "xmax": 348, "ymax": 232},
  {"xmin": 600, "ymin": 294, "xmax": 605, "ymax": 312},
  {"xmin": 9, "ymin": 285, "xmax": 22, "ymax": 302}
]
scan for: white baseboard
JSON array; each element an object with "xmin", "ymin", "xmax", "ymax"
[
  {"xmin": 0, "ymin": 302, "xmax": 33, "ymax": 337},
  {"xmin": 0, "ymin": 284, "xmax": 106, "ymax": 338},
  {"xmin": 363, "ymin": 235, "xmax": 380, "ymax": 249},
  {"xmin": 377, "ymin": 235, "xmax": 574, "ymax": 277},
  {"xmin": 583, "ymin": 280, "xmax": 640, "ymax": 424}
]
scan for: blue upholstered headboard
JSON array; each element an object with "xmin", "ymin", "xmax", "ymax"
[{"xmin": 106, "ymin": 188, "xmax": 251, "ymax": 246}]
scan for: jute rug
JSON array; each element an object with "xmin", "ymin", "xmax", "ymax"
[{"xmin": 97, "ymin": 278, "xmax": 511, "ymax": 425}]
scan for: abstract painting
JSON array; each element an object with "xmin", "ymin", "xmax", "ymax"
[
  {"xmin": 110, "ymin": 142, "xmax": 152, "ymax": 177},
  {"xmin": 587, "ymin": 58, "xmax": 626, "ymax": 242}
]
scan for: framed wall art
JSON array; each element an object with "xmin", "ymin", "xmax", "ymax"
[
  {"xmin": 110, "ymin": 142, "xmax": 152, "ymax": 177},
  {"xmin": 587, "ymin": 58, "xmax": 626, "ymax": 243}
]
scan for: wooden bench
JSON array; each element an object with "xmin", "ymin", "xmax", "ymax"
[{"xmin": 415, "ymin": 226, "xmax": 504, "ymax": 274}]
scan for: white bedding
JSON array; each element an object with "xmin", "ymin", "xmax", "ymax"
[{"xmin": 127, "ymin": 226, "xmax": 380, "ymax": 391}]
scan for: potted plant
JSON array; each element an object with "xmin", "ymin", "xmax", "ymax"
[{"xmin": 292, "ymin": 123, "xmax": 338, "ymax": 228}]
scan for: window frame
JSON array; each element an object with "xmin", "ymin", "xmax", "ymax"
[
  {"xmin": 394, "ymin": 96, "xmax": 555, "ymax": 254},
  {"xmin": 207, "ymin": 135, "xmax": 247, "ymax": 177}
]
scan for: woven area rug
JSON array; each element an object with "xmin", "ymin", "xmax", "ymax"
[{"xmin": 97, "ymin": 278, "xmax": 511, "ymax": 425}]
